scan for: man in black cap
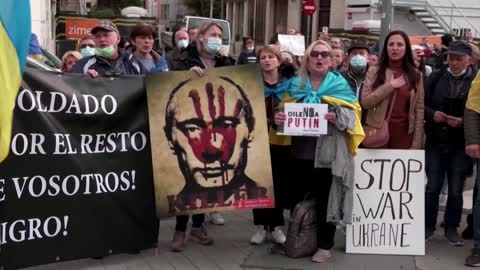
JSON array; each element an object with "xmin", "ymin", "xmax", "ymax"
[
  {"xmin": 424, "ymin": 40, "xmax": 476, "ymax": 246},
  {"xmin": 71, "ymin": 20, "xmax": 145, "ymax": 76},
  {"xmin": 340, "ymin": 39, "xmax": 370, "ymax": 124}
]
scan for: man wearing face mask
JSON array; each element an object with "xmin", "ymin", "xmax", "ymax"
[
  {"xmin": 78, "ymin": 36, "xmax": 96, "ymax": 57},
  {"xmin": 165, "ymin": 29, "xmax": 190, "ymax": 70},
  {"xmin": 70, "ymin": 20, "xmax": 144, "ymax": 77},
  {"xmin": 236, "ymin": 37, "xmax": 257, "ymax": 65},
  {"xmin": 424, "ymin": 41, "xmax": 477, "ymax": 246},
  {"xmin": 340, "ymin": 40, "xmax": 370, "ymax": 124}
]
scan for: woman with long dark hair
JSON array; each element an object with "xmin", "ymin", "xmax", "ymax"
[{"xmin": 361, "ymin": 30, "xmax": 424, "ymax": 149}]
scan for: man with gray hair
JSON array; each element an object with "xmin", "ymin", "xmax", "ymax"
[
  {"xmin": 425, "ymin": 41, "xmax": 476, "ymax": 246},
  {"xmin": 71, "ymin": 20, "xmax": 144, "ymax": 77},
  {"xmin": 166, "ymin": 29, "xmax": 190, "ymax": 70}
]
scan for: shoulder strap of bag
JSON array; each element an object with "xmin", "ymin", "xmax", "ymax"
[{"xmin": 385, "ymin": 90, "xmax": 398, "ymax": 122}]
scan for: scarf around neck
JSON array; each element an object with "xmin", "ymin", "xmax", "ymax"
[{"xmin": 288, "ymin": 71, "xmax": 357, "ymax": 104}]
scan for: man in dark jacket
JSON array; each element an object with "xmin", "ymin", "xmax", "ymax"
[
  {"xmin": 425, "ymin": 41, "xmax": 476, "ymax": 245},
  {"xmin": 340, "ymin": 39, "xmax": 369, "ymax": 124},
  {"xmin": 70, "ymin": 20, "xmax": 144, "ymax": 76},
  {"xmin": 165, "ymin": 29, "xmax": 190, "ymax": 70},
  {"xmin": 464, "ymin": 72, "xmax": 480, "ymax": 266},
  {"xmin": 433, "ymin": 33, "xmax": 454, "ymax": 70},
  {"xmin": 237, "ymin": 38, "xmax": 257, "ymax": 65}
]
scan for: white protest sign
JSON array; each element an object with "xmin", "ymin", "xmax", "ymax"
[
  {"xmin": 279, "ymin": 103, "xmax": 328, "ymax": 136},
  {"xmin": 346, "ymin": 149, "xmax": 425, "ymax": 255},
  {"xmin": 278, "ymin": 34, "xmax": 305, "ymax": 56}
]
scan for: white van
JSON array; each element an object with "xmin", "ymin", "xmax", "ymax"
[{"xmin": 344, "ymin": 0, "xmax": 381, "ymax": 33}]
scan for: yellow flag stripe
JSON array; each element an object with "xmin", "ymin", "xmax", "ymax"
[
  {"xmin": 0, "ymin": 23, "xmax": 22, "ymax": 163},
  {"xmin": 323, "ymin": 96, "xmax": 365, "ymax": 156},
  {"xmin": 466, "ymin": 72, "xmax": 480, "ymax": 114}
]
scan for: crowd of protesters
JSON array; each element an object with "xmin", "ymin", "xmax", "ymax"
[{"xmin": 50, "ymin": 19, "xmax": 480, "ymax": 267}]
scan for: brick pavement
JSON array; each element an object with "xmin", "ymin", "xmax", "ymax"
[{"xmin": 23, "ymin": 189, "xmax": 476, "ymax": 270}]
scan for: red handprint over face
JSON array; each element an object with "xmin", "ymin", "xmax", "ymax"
[
  {"xmin": 170, "ymin": 80, "xmax": 251, "ymax": 189},
  {"xmin": 184, "ymin": 83, "xmax": 243, "ymax": 166}
]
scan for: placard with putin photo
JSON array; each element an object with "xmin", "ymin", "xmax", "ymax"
[{"xmin": 146, "ymin": 65, "xmax": 274, "ymax": 217}]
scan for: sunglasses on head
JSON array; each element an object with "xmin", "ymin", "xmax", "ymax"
[
  {"xmin": 80, "ymin": 44, "xmax": 95, "ymax": 49},
  {"xmin": 310, "ymin": 50, "xmax": 331, "ymax": 58}
]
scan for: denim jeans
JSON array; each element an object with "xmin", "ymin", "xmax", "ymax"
[{"xmin": 425, "ymin": 142, "xmax": 472, "ymax": 229}]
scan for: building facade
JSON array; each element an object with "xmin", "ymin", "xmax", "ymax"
[{"xmin": 225, "ymin": 0, "xmax": 334, "ymax": 56}]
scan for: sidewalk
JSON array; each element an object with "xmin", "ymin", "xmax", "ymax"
[{"xmin": 23, "ymin": 206, "xmax": 475, "ymax": 270}]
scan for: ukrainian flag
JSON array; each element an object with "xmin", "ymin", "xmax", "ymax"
[{"xmin": 0, "ymin": 0, "xmax": 31, "ymax": 163}]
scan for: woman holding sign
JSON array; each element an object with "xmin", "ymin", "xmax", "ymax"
[
  {"xmin": 360, "ymin": 30, "xmax": 424, "ymax": 149},
  {"xmin": 275, "ymin": 40, "xmax": 364, "ymax": 263},
  {"xmin": 249, "ymin": 46, "xmax": 295, "ymax": 245},
  {"xmin": 168, "ymin": 21, "xmax": 235, "ymax": 252}
]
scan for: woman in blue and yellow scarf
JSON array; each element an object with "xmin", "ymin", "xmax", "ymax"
[
  {"xmin": 274, "ymin": 40, "xmax": 364, "ymax": 263},
  {"xmin": 250, "ymin": 45, "xmax": 296, "ymax": 245}
]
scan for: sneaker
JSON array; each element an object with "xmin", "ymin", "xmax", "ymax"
[
  {"xmin": 170, "ymin": 231, "xmax": 186, "ymax": 252},
  {"xmin": 445, "ymin": 227, "xmax": 464, "ymax": 246},
  {"xmin": 466, "ymin": 248, "xmax": 480, "ymax": 267},
  {"xmin": 311, "ymin": 248, "xmax": 331, "ymax": 263},
  {"xmin": 250, "ymin": 226, "xmax": 268, "ymax": 245},
  {"xmin": 270, "ymin": 227, "xmax": 286, "ymax": 244},
  {"xmin": 190, "ymin": 226, "xmax": 214, "ymax": 245},
  {"xmin": 209, "ymin": 212, "xmax": 225, "ymax": 225},
  {"xmin": 425, "ymin": 227, "xmax": 435, "ymax": 240}
]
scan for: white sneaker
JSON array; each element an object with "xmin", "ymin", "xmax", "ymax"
[
  {"xmin": 209, "ymin": 212, "xmax": 225, "ymax": 225},
  {"xmin": 271, "ymin": 226, "xmax": 286, "ymax": 244},
  {"xmin": 250, "ymin": 226, "xmax": 267, "ymax": 245}
]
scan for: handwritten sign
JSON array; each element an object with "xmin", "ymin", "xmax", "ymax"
[
  {"xmin": 279, "ymin": 103, "xmax": 328, "ymax": 136},
  {"xmin": 278, "ymin": 34, "xmax": 306, "ymax": 56},
  {"xmin": 346, "ymin": 149, "xmax": 425, "ymax": 255}
]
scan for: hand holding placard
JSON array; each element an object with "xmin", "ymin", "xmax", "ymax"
[{"xmin": 278, "ymin": 103, "xmax": 328, "ymax": 136}]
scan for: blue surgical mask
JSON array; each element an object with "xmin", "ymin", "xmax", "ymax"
[
  {"xmin": 81, "ymin": 46, "xmax": 96, "ymax": 57},
  {"xmin": 350, "ymin": 55, "xmax": 368, "ymax": 69},
  {"xmin": 205, "ymin": 37, "xmax": 222, "ymax": 54},
  {"xmin": 177, "ymin": 39, "xmax": 189, "ymax": 49},
  {"xmin": 447, "ymin": 67, "xmax": 466, "ymax": 77}
]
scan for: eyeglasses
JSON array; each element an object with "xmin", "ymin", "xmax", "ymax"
[
  {"xmin": 310, "ymin": 50, "xmax": 331, "ymax": 59},
  {"xmin": 80, "ymin": 44, "xmax": 95, "ymax": 49}
]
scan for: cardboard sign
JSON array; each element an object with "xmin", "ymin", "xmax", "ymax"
[
  {"xmin": 346, "ymin": 149, "xmax": 425, "ymax": 256},
  {"xmin": 278, "ymin": 34, "xmax": 306, "ymax": 56},
  {"xmin": 146, "ymin": 65, "xmax": 275, "ymax": 217},
  {"xmin": 279, "ymin": 103, "xmax": 328, "ymax": 136}
]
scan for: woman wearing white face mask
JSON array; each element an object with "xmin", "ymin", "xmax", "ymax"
[
  {"xmin": 237, "ymin": 37, "xmax": 257, "ymax": 65},
  {"xmin": 170, "ymin": 21, "xmax": 234, "ymax": 75},
  {"xmin": 168, "ymin": 21, "xmax": 235, "ymax": 253}
]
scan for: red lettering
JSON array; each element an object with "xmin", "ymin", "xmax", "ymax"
[
  {"xmin": 287, "ymin": 118, "xmax": 293, "ymax": 127},
  {"xmin": 294, "ymin": 118, "xmax": 300, "ymax": 127}
]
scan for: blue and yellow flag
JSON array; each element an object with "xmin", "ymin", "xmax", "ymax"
[
  {"xmin": 466, "ymin": 72, "xmax": 480, "ymax": 114},
  {"xmin": 0, "ymin": 0, "xmax": 31, "ymax": 163}
]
